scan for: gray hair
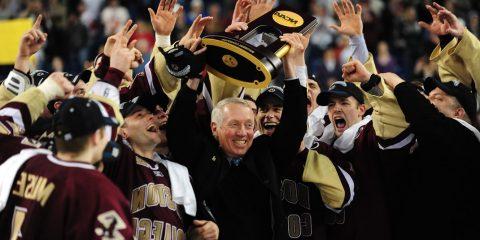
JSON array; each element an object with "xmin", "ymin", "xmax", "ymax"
[{"xmin": 211, "ymin": 97, "xmax": 252, "ymax": 125}]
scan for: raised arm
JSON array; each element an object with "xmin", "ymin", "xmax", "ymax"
[
  {"xmin": 150, "ymin": 6, "xmax": 213, "ymax": 102},
  {"xmin": 0, "ymin": 73, "xmax": 73, "ymax": 136},
  {"xmin": 148, "ymin": 0, "xmax": 184, "ymax": 48},
  {"xmin": 330, "ymin": 0, "xmax": 368, "ymax": 63},
  {"xmin": 342, "ymin": 59, "xmax": 409, "ymax": 139},
  {"xmin": 147, "ymin": 0, "xmax": 184, "ymax": 101},
  {"xmin": 330, "ymin": 0, "xmax": 408, "ymax": 139},
  {"xmin": 380, "ymin": 72, "xmax": 468, "ymax": 139},
  {"xmin": 421, "ymin": 3, "xmax": 480, "ymax": 94},
  {"xmin": 429, "ymin": 4, "xmax": 480, "ymax": 94},
  {"xmin": 88, "ymin": 20, "xmax": 141, "ymax": 127},
  {"xmin": 1, "ymin": 15, "xmax": 47, "ymax": 107},
  {"xmin": 166, "ymin": 38, "xmax": 207, "ymax": 168},
  {"xmin": 268, "ymin": 33, "xmax": 308, "ymax": 164},
  {"xmin": 166, "ymin": 78, "xmax": 203, "ymax": 167},
  {"xmin": 446, "ymin": 27, "xmax": 480, "ymax": 93}
]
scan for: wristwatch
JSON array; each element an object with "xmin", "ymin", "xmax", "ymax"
[{"xmin": 360, "ymin": 74, "xmax": 381, "ymax": 92}]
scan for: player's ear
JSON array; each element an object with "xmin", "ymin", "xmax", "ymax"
[
  {"xmin": 118, "ymin": 126, "xmax": 128, "ymax": 140},
  {"xmin": 211, "ymin": 122, "xmax": 218, "ymax": 139},
  {"xmin": 91, "ymin": 128, "xmax": 103, "ymax": 145},
  {"xmin": 54, "ymin": 101, "xmax": 63, "ymax": 110},
  {"xmin": 358, "ymin": 103, "xmax": 366, "ymax": 117}
]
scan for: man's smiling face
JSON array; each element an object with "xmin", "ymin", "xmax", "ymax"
[{"xmin": 211, "ymin": 103, "xmax": 255, "ymax": 158}]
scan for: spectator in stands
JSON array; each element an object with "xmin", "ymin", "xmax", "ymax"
[
  {"xmin": 100, "ymin": 0, "xmax": 130, "ymax": 37},
  {"xmin": 316, "ymin": 49, "xmax": 342, "ymax": 90},
  {"xmin": 375, "ymin": 41, "xmax": 399, "ymax": 73}
]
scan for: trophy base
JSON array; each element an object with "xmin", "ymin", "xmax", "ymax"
[{"xmin": 202, "ymin": 35, "xmax": 282, "ymax": 89}]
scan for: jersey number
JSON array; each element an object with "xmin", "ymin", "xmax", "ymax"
[
  {"xmin": 10, "ymin": 206, "xmax": 28, "ymax": 240},
  {"xmin": 287, "ymin": 213, "xmax": 312, "ymax": 238}
]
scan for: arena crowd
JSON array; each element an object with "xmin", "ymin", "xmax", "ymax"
[{"xmin": 0, "ymin": 0, "xmax": 479, "ymax": 240}]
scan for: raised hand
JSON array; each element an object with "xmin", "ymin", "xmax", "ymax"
[
  {"xmin": 15, "ymin": 15, "xmax": 47, "ymax": 73},
  {"xmin": 280, "ymin": 33, "xmax": 310, "ymax": 79},
  {"xmin": 330, "ymin": 0, "xmax": 363, "ymax": 36},
  {"xmin": 280, "ymin": 33, "xmax": 310, "ymax": 64},
  {"xmin": 18, "ymin": 15, "xmax": 47, "ymax": 59},
  {"xmin": 148, "ymin": 0, "xmax": 184, "ymax": 36},
  {"xmin": 418, "ymin": 2, "xmax": 450, "ymax": 36},
  {"xmin": 103, "ymin": 20, "xmax": 137, "ymax": 57},
  {"xmin": 181, "ymin": 37, "xmax": 207, "ymax": 56},
  {"xmin": 232, "ymin": 0, "xmax": 252, "ymax": 23},
  {"xmin": 341, "ymin": 59, "xmax": 371, "ymax": 83},
  {"xmin": 437, "ymin": 5, "xmax": 464, "ymax": 38},
  {"xmin": 225, "ymin": 22, "xmax": 248, "ymax": 33},
  {"xmin": 110, "ymin": 36, "xmax": 139, "ymax": 74},
  {"xmin": 179, "ymin": 15, "xmax": 213, "ymax": 46},
  {"xmin": 248, "ymin": 0, "xmax": 276, "ymax": 22}
]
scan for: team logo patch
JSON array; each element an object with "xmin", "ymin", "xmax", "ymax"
[{"xmin": 95, "ymin": 210, "xmax": 127, "ymax": 240}]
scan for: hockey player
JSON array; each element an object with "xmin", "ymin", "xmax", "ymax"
[
  {"xmin": 0, "ymin": 73, "xmax": 134, "ymax": 239},
  {"xmin": 92, "ymin": 15, "xmax": 219, "ymax": 240}
]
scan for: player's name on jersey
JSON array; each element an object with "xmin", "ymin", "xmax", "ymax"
[
  {"xmin": 132, "ymin": 218, "xmax": 185, "ymax": 240},
  {"xmin": 11, "ymin": 172, "xmax": 55, "ymax": 206},
  {"xmin": 131, "ymin": 183, "xmax": 176, "ymax": 214}
]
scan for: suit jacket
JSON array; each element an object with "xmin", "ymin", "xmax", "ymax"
[
  {"xmin": 393, "ymin": 82, "xmax": 480, "ymax": 240},
  {"xmin": 167, "ymin": 80, "xmax": 307, "ymax": 239}
]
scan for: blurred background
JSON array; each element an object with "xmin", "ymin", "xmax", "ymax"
[{"xmin": 0, "ymin": 0, "xmax": 479, "ymax": 91}]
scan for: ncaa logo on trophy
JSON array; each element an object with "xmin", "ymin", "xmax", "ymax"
[{"xmin": 202, "ymin": 5, "xmax": 319, "ymax": 89}]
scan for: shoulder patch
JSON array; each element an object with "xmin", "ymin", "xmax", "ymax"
[{"xmin": 95, "ymin": 210, "xmax": 127, "ymax": 240}]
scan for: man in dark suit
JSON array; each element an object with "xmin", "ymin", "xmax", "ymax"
[{"xmin": 167, "ymin": 33, "xmax": 309, "ymax": 239}]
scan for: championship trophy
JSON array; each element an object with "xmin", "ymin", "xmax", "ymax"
[{"xmin": 202, "ymin": 5, "xmax": 318, "ymax": 89}]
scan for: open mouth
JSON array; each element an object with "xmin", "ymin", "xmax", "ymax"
[
  {"xmin": 233, "ymin": 140, "xmax": 247, "ymax": 146},
  {"xmin": 334, "ymin": 117, "xmax": 346, "ymax": 129},
  {"xmin": 158, "ymin": 121, "xmax": 167, "ymax": 131},
  {"xmin": 263, "ymin": 122, "xmax": 278, "ymax": 130},
  {"xmin": 146, "ymin": 124, "xmax": 159, "ymax": 133}
]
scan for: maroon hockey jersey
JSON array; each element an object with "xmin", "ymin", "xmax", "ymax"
[
  {"xmin": 280, "ymin": 168, "xmax": 327, "ymax": 239},
  {"xmin": 316, "ymin": 121, "xmax": 392, "ymax": 240},
  {"xmin": 0, "ymin": 88, "xmax": 134, "ymax": 240},
  {"xmin": 279, "ymin": 148, "xmax": 354, "ymax": 240},
  {"xmin": 0, "ymin": 152, "xmax": 134, "ymax": 240},
  {"xmin": 102, "ymin": 141, "xmax": 186, "ymax": 240},
  {"xmin": 90, "ymin": 64, "xmax": 187, "ymax": 239}
]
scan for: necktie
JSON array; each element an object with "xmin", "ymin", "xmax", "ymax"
[{"xmin": 231, "ymin": 158, "xmax": 242, "ymax": 167}]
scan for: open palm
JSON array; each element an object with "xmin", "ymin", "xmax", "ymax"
[
  {"xmin": 179, "ymin": 15, "xmax": 213, "ymax": 46},
  {"xmin": 418, "ymin": 3, "xmax": 449, "ymax": 36},
  {"xmin": 148, "ymin": 0, "xmax": 184, "ymax": 36},
  {"xmin": 438, "ymin": 9, "xmax": 464, "ymax": 38},
  {"xmin": 331, "ymin": 0, "xmax": 363, "ymax": 36},
  {"xmin": 248, "ymin": 0, "xmax": 276, "ymax": 22},
  {"xmin": 232, "ymin": 0, "xmax": 252, "ymax": 23}
]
